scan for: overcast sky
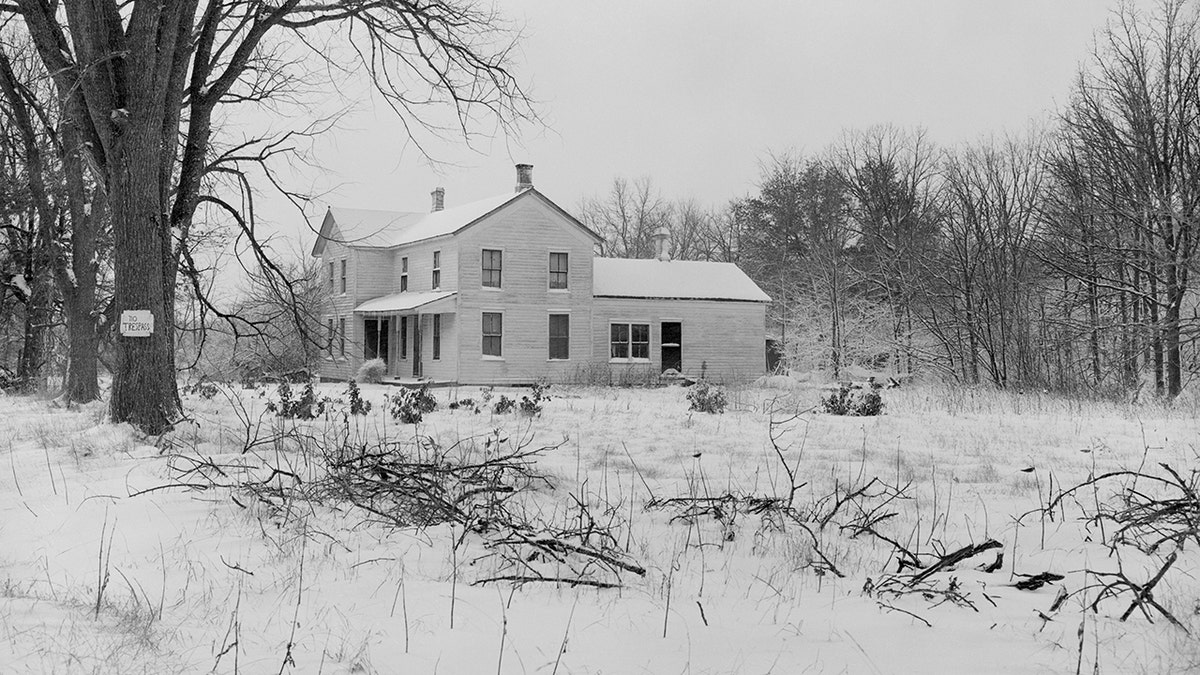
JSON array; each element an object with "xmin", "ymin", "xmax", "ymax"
[{"xmin": 261, "ymin": 0, "xmax": 1146, "ymax": 256}]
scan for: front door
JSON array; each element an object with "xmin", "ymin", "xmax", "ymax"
[
  {"xmin": 661, "ymin": 321, "xmax": 682, "ymax": 373},
  {"xmin": 364, "ymin": 318, "xmax": 390, "ymax": 364},
  {"xmin": 412, "ymin": 314, "xmax": 422, "ymax": 377}
]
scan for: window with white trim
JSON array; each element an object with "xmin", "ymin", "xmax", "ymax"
[
  {"xmin": 549, "ymin": 314, "xmax": 569, "ymax": 360},
  {"xmin": 549, "ymin": 252, "xmax": 568, "ymax": 289},
  {"xmin": 610, "ymin": 323, "xmax": 649, "ymax": 360},
  {"xmin": 328, "ymin": 262, "xmax": 335, "ymax": 292},
  {"xmin": 432, "ymin": 250, "xmax": 441, "ymax": 289},
  {"xmin": 338, "ymin": 317, "xmax": 346, "ymax": 356},
  {"xmin": 340, "ymin": 259, "xmax": 347, "ymax": 294},
  {"xmin": 482, "ymin": 249, "xmax": 502, "ymax": 288},
  {"xmin": 400, "ymin": 256, "xmax": 408, "ymax": 292},
  {"xmin": 327, "ymin": 318, "xmax": 335, "ymax": 355},
  {"xmin": 482, "ymin": 312, "xmax": 503, "ymax": 357}
]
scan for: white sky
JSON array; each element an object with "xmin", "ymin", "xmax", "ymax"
[{"xmin": 255, "ymin": 0, "xmax": 1145, "ymax": 257}]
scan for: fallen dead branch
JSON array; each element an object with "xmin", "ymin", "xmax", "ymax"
[
  {"xmin": 152, "ymin": 410, "xmax": 645, "ymax": 589},
  {"xmin": 908, "ymin": 539, "xmax": 1002, "ymax": 586},
  {"xmin": 1050, "ymin": 462, "xmax": 1197, "ymax": 631}
]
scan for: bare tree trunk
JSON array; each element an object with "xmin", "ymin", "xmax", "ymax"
[{"xmin": 107, "ymin": 119, "xmax": 180, "ymax": 434}]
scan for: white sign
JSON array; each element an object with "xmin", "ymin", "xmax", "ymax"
[{"xmin": 120, "ymin": 310, "xmax": 154, "ymax": 337}]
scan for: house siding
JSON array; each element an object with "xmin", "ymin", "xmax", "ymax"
[
  {"xmin": 318, "ymin": 234, "xmax": 358, "ymax": 381},
  {"xmin": 592, "ymin": 297, "xmax": 766, "ymax": 383},
  {"xmin": 454, "ymin": 197, "xmax": 596, "ymax": 384}
]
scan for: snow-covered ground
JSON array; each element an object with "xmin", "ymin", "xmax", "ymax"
[{"xmin": 1, "ymin": 383, "xmax": 1197, "ymax": 674}]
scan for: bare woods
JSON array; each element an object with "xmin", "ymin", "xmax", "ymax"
[{"xmin": 582, "ymin": 3, "xmax": 1200, "ymax": 399}]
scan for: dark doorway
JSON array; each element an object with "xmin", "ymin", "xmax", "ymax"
[
  {"xmin": 661, "ymin": 321, "xmax": 682, "ymax": 373},
  {"xmin": 364, "ymin": 318, "xmax": 390, "ymax": 364}
]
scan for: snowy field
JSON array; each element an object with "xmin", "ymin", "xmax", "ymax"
[{"xmin": 2, "ymin": 382, "xmax": 1198, "ymax": 674}]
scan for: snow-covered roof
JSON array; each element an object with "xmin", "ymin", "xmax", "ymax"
[
  {"xmin": 592, "ymin": 258, "xmax": 771, "ymax": 302},
  {"xmin": 321, "ymin": 207, "xmax": 424, "ymax": 248},
  {"xmin": 312, "ymin": 189, "xmax": 601, "ymax": 256},
  {"xmin": 354, "ymin": 290, "xmax": 457, "ymax": 315}
]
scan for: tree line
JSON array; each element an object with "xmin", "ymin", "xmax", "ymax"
[{"xmin": 582, "ymin": 2, "xmax": 1200, "ymax": 399}]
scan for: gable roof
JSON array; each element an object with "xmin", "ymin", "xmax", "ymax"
[
  {"xmin": 311, "ymin": 189, "xmax": 601, "ymax": 256},
  {"xmin": 592, "ymin": 258, "xmax": 771, "ymax": 303}
]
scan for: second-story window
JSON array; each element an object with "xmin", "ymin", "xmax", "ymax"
[
  {"xmin": 432, "ymin": 250, "xmax": 441, "ymax": 289},
  {"xmin": 328, "ymin": 262, "xmax": 335, "ymax": 292},
  {"xmin": 482, "ymin": 249, "xmax": 502, "ymax": 288},
  {"xmin": 400, "ymin": 256, "xmax": 409, "ymax": 292},
  {"xmin": 549, "ymin": 252, "xmax": 568, "ymax": 289},
  {"xmin": 340, "ymin": 259, "xmax": 347, "ymax": 294}
]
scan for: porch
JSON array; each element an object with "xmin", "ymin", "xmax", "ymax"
[{"xmin": 354, "ymin": 290, "xmax": 458, "ymax": 381}]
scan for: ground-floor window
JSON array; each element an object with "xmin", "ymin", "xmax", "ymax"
[
  {"xmin": 338, "ymin": 318, "xmax": 346, "ymax": 357},
  {"xmin": 433, "ymin": 314, "xmax": 442, "ymax": 360},
  {"xmin": 549, "ymin": 314, "xmax": 569, "ymax": 360},
  {"xmin": 610, "ymin": 322, "xmax": 649, "ymax": 360},
  {"xmin": 327, "ymin": 318, "xmax": 335, "ymax": 355},
  {"xmin": 482, "ymin": 312, "xmax": 503, "ymax": 357}
]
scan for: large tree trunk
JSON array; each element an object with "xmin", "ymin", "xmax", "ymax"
[
  {"xmin": 60, "ymin": 107, "xmax": 102, "ymax": 403},
  {"xmin": 107, "ymin": 115, "xmax": 180, "ymax": 434}
]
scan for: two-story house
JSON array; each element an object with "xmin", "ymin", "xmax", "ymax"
[{"xmin": 311, "ymin": 165, "xmax": 770, "ymax": 384}]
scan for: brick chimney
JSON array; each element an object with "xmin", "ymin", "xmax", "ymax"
[
  {"xmin": 652, "ymin": 226, "xmax": 672, "ymax": 261},
  {"xmin": 515, "ymin": 163, "xmax": 533, "ymax": 192},
  {"xmin": 431, "ymin": 187, "xmax": 445, "ymax": 212}
]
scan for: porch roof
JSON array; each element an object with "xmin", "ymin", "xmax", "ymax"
[{"xmin": 353, "ymin": 290, "xmax": 457, "ymax": 315}]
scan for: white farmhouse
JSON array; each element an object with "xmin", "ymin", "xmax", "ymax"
[{"xmin": 312, "ymin": 165, "xmax": 770, "ymax": 384}]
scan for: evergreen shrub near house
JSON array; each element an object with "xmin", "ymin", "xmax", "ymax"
[
  {"xmin": 486, "ymin": 383, "xmax": 551, "ymax": 416},
  {"xmin": 492, "ymin": 395, "xmax": 516, "ymax": 415},
  {"xmin": 519, "ymin": 382, "xmax": 551, "ymax": 416},
  {"xmin": 356, "ymin": 358, "xmax": 387, "ymax": 383},
  {"xmin": 346, "ymin": 380, "xmax": 372, "ymax": 416},
  {"xmin": 267, "ymin": 381, "xmax": 325, "ymax": 419},
  {"xmin": 687, "ymin": 380, "xmax": 728, "ymax": 414},
  {"xmin": 387, "ymin": 384, "xmax": 438, "ymax": 424}
]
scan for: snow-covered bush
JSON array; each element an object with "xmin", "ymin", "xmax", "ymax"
[
  {"xmin": 687, "ymin": 380, "xmax": 728, "ymax": 414},
  {"xmin": 820, "ymin": 386, "xmax": 884, "ymax": 416},
  {"xmin": 387, "ymin": 384, "xmax": 437, "ymax": 424},
  {"xmin": 356, "ymin": 358, "xmax": 386, "ymax": 383}
]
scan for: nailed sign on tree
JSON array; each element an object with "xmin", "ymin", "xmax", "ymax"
[{"xmin": 119, "ymin": 311, "xmax": 154, "ymax": 337}]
